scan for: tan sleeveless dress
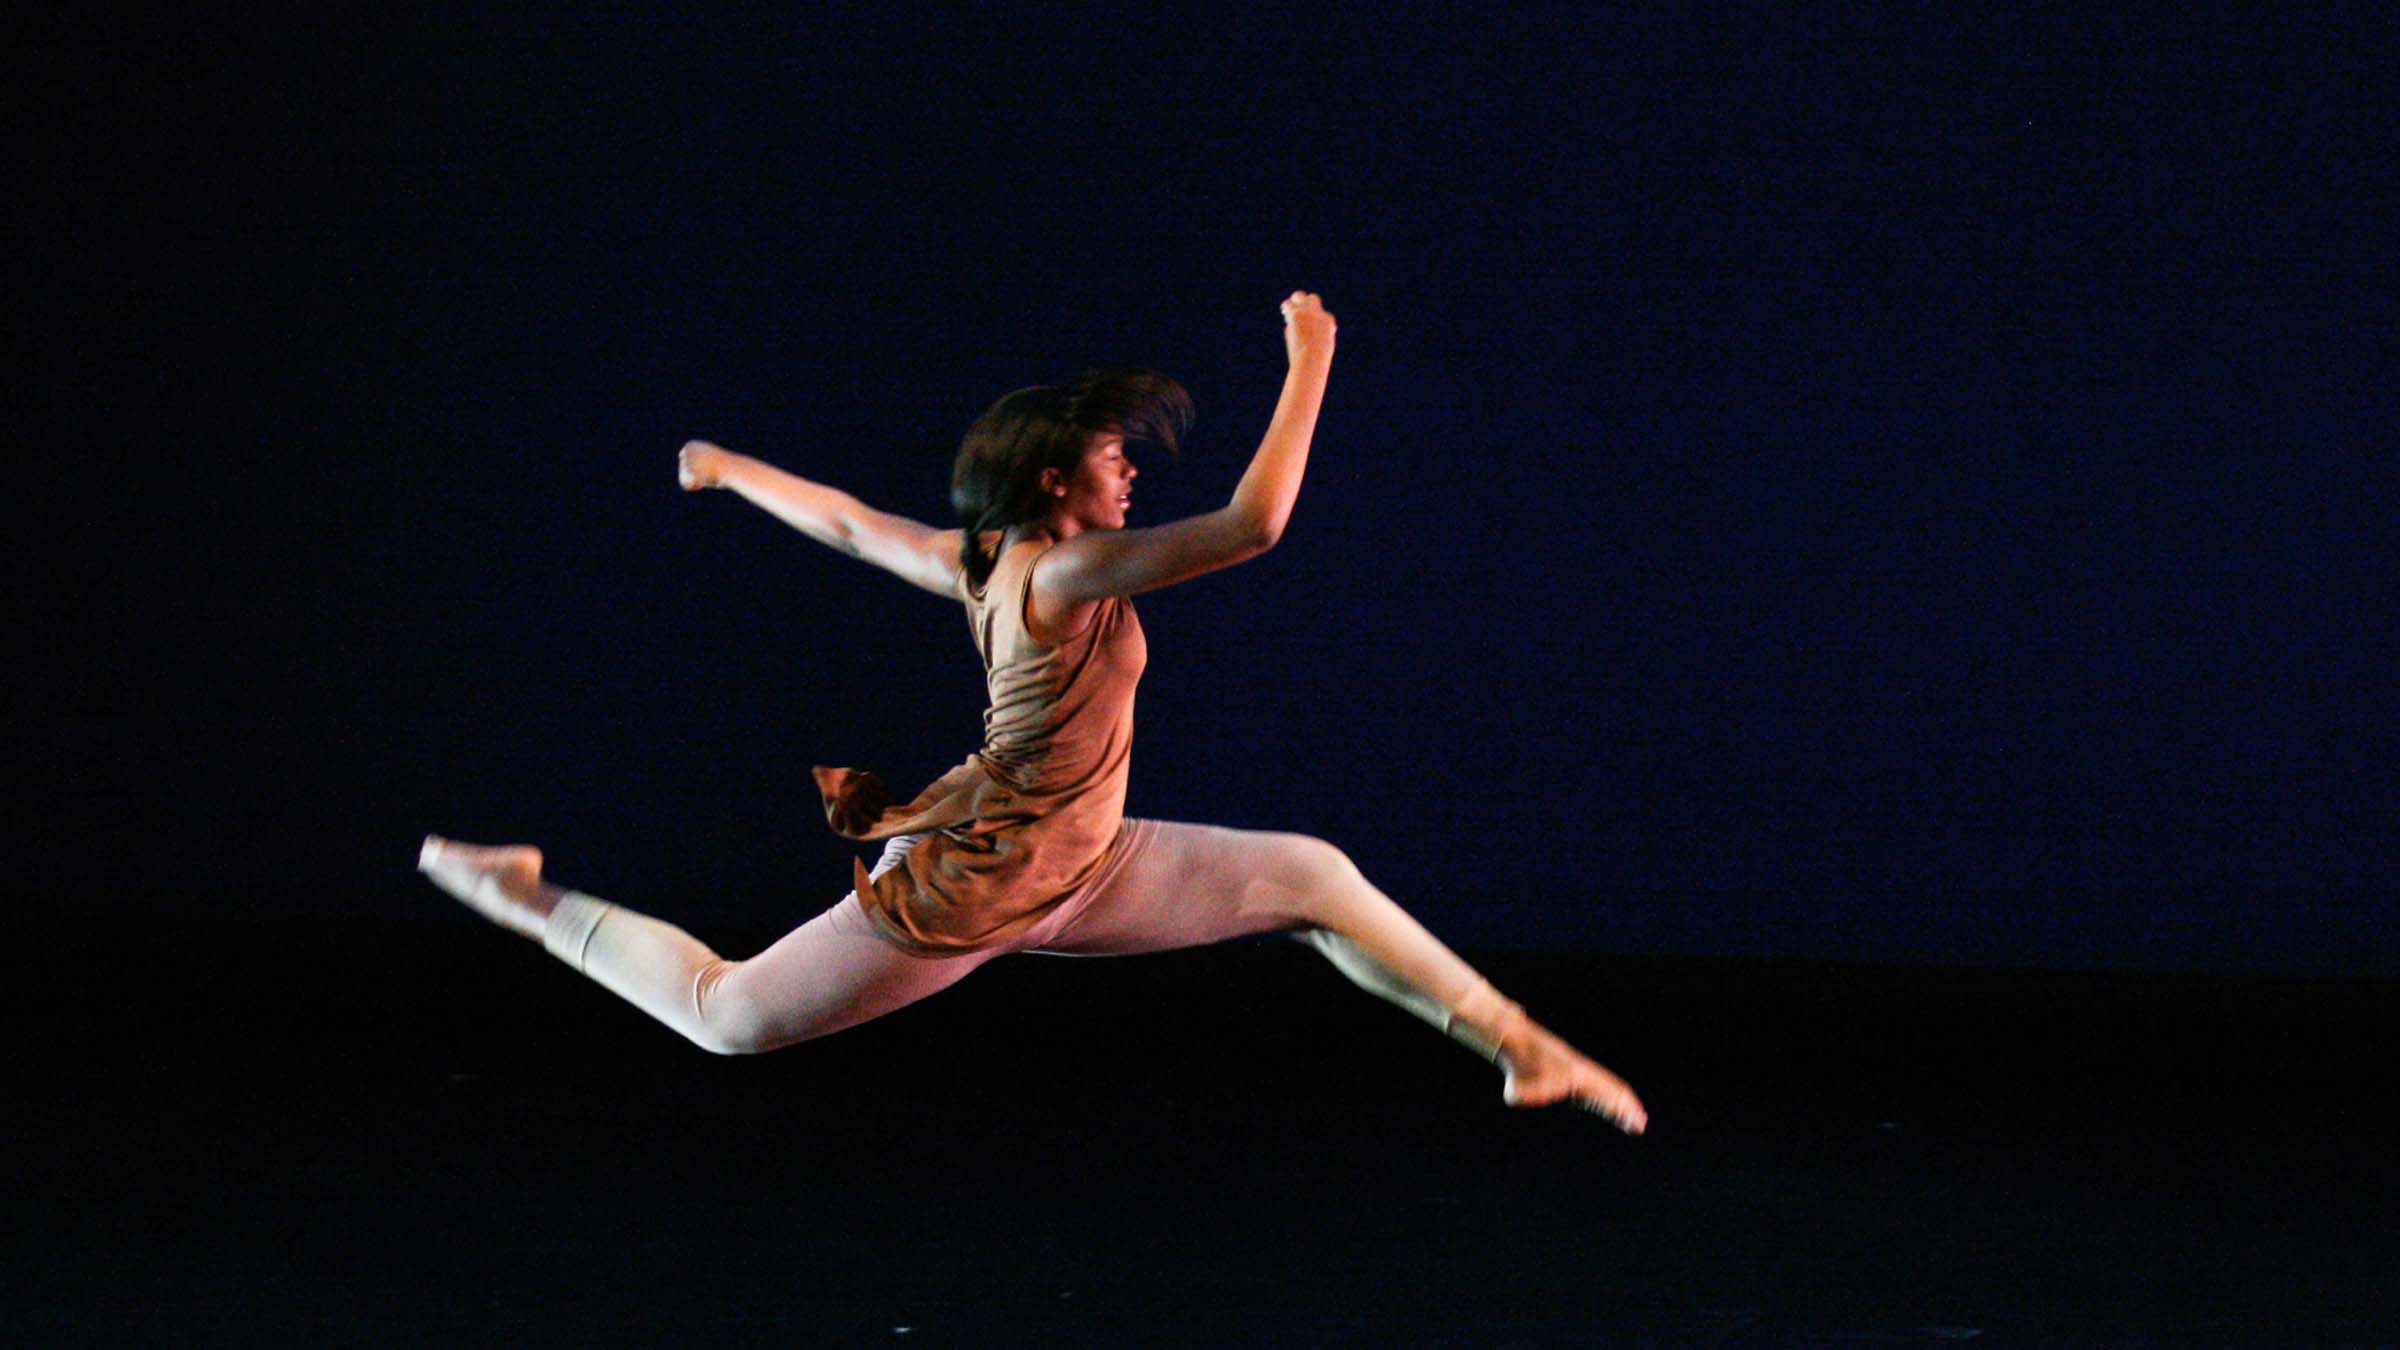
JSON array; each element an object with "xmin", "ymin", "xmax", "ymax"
[{"xmin": 811, "ymin": 539, "xmax": 1147, "ymax": 955}]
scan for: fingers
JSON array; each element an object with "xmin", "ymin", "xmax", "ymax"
[
  {"xmin": 676, "ymin": 440, "xmax": 718, "ymax": 491},
  {"xmin": 1279, "ymin": 291, "xmax": 1335, "ymax": 360}
]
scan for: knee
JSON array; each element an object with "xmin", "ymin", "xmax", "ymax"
[
  {"xmin": 1253, "ymin": 833, "xmax": 1371, "ymax": 917},
  {"xmin": 691, "ymin": 1020, "xmax": 776, "ymax": 1058},
  {"xmin": 1280, "ymin": 833, "xmax": 1364, "ymax": 887},
  {"xmin": 687, "ymin": 963, "xmax": 783, "ymax": 1057}
]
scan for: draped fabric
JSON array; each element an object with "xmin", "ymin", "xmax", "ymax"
[{"xmin": 813, "ymin": 540, "xmax": 1147, "ymax": 954}]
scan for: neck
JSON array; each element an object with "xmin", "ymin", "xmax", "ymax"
[{"xmin": 1007, "ymin": 515, "xmax": 1077, "ymax": 548}]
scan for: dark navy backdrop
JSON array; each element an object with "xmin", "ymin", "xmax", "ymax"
[{"xmin": 29, "ymin": 5, "xmax": 2394, "ymax": 975}]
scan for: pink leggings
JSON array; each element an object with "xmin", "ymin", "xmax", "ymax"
[{"xmin": 540, "ymin": 818, "xmax": 1499, "ymax": 1058}]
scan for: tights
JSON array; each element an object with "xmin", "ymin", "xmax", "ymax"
[{"xmin": 538, "ymin": 818, "xmax": 1504, "ymax": 1060}]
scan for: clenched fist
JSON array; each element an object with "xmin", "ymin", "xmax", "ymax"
[
  {"xmin": 1279, "ymin": 291, "xmax": 1336, "ymax": 365},
  {"xmin": 678, "ymin": 440, "xmax": 735, "ymax": 491}
]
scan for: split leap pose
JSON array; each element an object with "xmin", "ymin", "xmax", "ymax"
[{"xmin": 422, "ymin": 292, "xmax": 1646, "ymax": 1133}]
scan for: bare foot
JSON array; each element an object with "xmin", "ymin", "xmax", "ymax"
[
  {"xmin": 418, "ymin": 835, "xmax": 555, "ymax": 942},
  {"xmin": 1497, "ymin": 1014, "xmax": 1649, "ymax": 1136}
]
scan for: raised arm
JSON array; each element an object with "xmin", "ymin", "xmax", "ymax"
[
  {"xmin": 678, "ymin": 442, "xmax": 963, "ymax": 598},
  {"xmin": 1036, "ymin": 291, "xmax": 1337, "ymax": 604}
]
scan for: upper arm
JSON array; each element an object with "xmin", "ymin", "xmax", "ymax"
[
  {"xmin": 839, "ymin": 509, "xmax": 965, "ymax": 599},
  {"xmin": 1032, "ymin": 507, "xmax": 1276, "ymax": 604}
]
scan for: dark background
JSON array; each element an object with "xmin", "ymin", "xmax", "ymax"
[
  {"xmin": 16, "ymin": 7, "xmax": 2399, "ymax": 1343},
  {"xmin": 25, "ymin": 3, "xmax": 2395, "ymax": 975}
]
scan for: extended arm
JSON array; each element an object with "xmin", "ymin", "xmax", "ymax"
[
  {"xmin": 1037, "ymin": 291, "xmax": 1337, "ymax": 602},
  {"xmin": 678, "ymin": 443, "xmax": 963, "ymax": 598}
]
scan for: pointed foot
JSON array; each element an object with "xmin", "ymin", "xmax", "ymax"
[{"xmin": 418, "ymin": 834, "xmax": 552, "ymax": 941}]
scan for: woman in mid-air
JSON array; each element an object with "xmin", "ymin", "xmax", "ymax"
[{"xmin": 421, "ymin": 291, "xmax": 1646, "ymax": 1133}]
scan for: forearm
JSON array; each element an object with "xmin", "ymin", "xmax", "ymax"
[{"xmin": 1229, "ymin": 349, "xmax": 1333, "ymax": 546}]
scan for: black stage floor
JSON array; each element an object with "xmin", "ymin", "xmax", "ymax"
[{"xmin": 11, "ymin": 919, "xmax": 2393, "ymax": 1345}]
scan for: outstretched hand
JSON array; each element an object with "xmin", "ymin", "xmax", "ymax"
[
  {"xmin": 1280, "ymin": 291, "xmax": 1336, "ymax": 365},
  {"xmin": 678, "ymin": 440, "xmax": 734, "ymax": 491}
]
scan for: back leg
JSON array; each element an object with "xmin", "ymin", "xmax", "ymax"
[{"xmin": 417, "ymin": 831, "xmax": 994, "ymax": 1057}]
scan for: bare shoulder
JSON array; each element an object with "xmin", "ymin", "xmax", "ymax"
[
  {"xmin": 1022, "ymin": 541, "xmax": 1107, "ymax": 643},
  {"xmin": 929, "ymin": 526, "xmax": 968, "ymax": 596},
  {"xmin": 1028, "ymin": 509, "xmax": 1272, "ymax": 604}
]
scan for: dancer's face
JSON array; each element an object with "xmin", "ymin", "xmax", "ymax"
[{"xmin": 1049, "ymin": 431, "xmax": 1139, "ymax": 533}]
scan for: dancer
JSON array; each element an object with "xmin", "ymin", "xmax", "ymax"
[{"xmin": 422, "ymin": 291, "xmax": 1645, "ymax": 1133}]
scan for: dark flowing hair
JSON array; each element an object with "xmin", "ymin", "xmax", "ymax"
[{"xmin": 950, "ymin": 367, "xmax": 1193, "ymax": 591}]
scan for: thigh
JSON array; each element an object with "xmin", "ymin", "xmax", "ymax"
[
  {"xmin": 715, "ymin": 840, "xmax": 994, "ymax": 1047},
  {"xmin": 1035, "ymin": 819, "xmax": 1346, "ymax": 956}
]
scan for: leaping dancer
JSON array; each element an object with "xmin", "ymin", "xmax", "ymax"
[{"xmin": 422, "ymin": 292, "xmax": 1646, "ymax": 1133}]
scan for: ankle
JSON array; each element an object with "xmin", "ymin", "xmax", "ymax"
[{"xmin": 1445, "ymin": 979, "xmax": 1528, "ymax": 1062}]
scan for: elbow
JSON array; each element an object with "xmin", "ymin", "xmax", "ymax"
[
  {"xmin": 1232, "ymin": 509, "xmax": 1286, "ymax": 555},
  {"xmin": 827, "ymin": 515, "xmax": 867, "ymax": 559}
]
